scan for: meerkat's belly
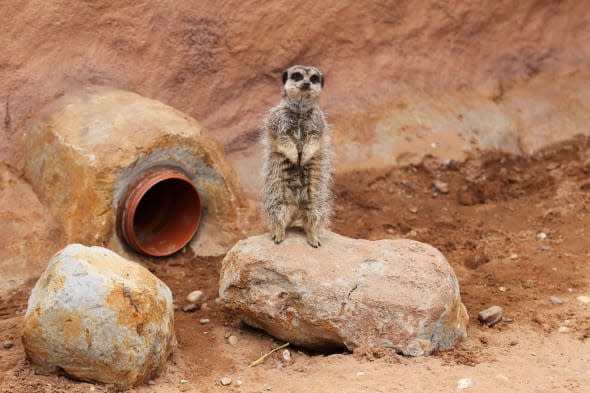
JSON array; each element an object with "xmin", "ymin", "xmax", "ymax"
[{"xmin": 282, "ymin": 161, "xmax": 312, "ymax": 206}]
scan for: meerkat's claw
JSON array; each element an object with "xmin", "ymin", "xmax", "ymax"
[
  {"xmin": 271, "ymin": 228, "xmax": 286, "ymax": 244},
  {"xmin": 306, "ymin": 234, "xmax": 321, "ymax": 248}
]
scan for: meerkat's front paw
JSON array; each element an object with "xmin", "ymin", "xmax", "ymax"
[
  {"xmin": 271, "ymin": 227, "xmax": 286, "ymax": 244},
  {"xmin": 306, "ymin": 232, "xmax": 321, "ymax": 248}
]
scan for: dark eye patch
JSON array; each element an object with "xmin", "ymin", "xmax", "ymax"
[
  {"xmin": 310, "ymin": 75, "xmax": 320, "ymax": 84},
  {"xmin": 291, "ymin": 72, "xmax": 303, "ymax": 82}
]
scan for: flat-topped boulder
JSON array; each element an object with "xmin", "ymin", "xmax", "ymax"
[
  {"xmin": 22, "ymin": 244, "xmax": 176, "ymax": 388},
  {"xmin": 219, "ymin": 230, "xmax": 468, "ymax": 356}
]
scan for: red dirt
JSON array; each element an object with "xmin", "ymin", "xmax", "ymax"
[{"xmin": 2, "ymin": 137, "xmax": 590, "ymax": 392}]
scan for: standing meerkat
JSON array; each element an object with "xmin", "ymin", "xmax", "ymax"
[{"xmin": 261, "ymin": 65, "xmax": 332, "ymax": 247}]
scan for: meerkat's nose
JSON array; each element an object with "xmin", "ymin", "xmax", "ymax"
[{"xmin": 301, "ymin": 82, "xmax": 310, "ymax": 90}]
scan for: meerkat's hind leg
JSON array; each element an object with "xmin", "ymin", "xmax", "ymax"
[
  {"xmin": 269, "ymin": 203, "xmax": 295, "ymax": 244},
  {"xmin": 302, "ymin": 209, "xmax": 323, "ymax": 248}
]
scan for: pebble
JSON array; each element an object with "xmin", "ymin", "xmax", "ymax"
[
  {"xmin": 227, "ymin": 335, "xmax": 238, "ymax": 346},
  {"xmin": 558, "ymin": 326, "xmax": 570, "ymax": 333},
  {"xmin": 199, "ymin": 318, "xmax": 210, "ymax": 325},
  {"xmin": 457, "ymin": 378, "xmax": 473, "ymax": 390},
  {"xmin": 282, "ymin": 349, "xmax": 292, "ymax": 362},
  {"xmin": 433, "ymin": 180, "xmax": 449, "ymax": 194},
  {"xmin": 201, "ymin": 302, "xmax": 209, "ymax": 311},
  {"xmin": 577, "ymin": 295, "xmax": 590, "ymax": 304},
  {"xmin": 541, "ymin": 245, "xmax": 550, "ymax": 252},
  {"xmin": 186, "ymin": 290, "xmax": 207, "ymax": 305},
  {"xmin": 2, "ymin": 340, "xmax": 13, "ymax": 349},
  {"xmin": 498, "ymin": 286, "xmax": 508, "ymax": 292},
  {"xmin": 182, "ymin": 304, "xmax": 198, "ymax": 312},
  {"xmin": 509, "ymin": 253, "xmax": 519, "ymax": 260},
  {"xmin": 478, "ymin": 306, "xmax": 503, "ymax": 327},
  {"xmin": 220, "ymin": 376, "xmax": 232, "ymax": 386},
  {"xmin": 549, "ymin": 296, "xmax": 563, "ymax": 305},
  {"xmin": 409, "ymin": 207, "xmax": 418, "ymax": 214},
  {"xmin": 180, "ymin": 379, "xmax": 188, "ymax": 384},
  {"xmin": 147, "ymin": 380, "xmax": 156, "ymax": 385},
  {"xmin": 537, "ymin": 232, "xmax": 548, "ymax": 240}
]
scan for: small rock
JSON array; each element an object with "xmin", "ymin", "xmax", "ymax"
[
  {"xmin": 558, "ymin": 326, "xmax": 570, "ymax": 333},
  {"xmin": 2, "ymin": 340, "xmax": 14, "ymax": 349},
  {"xmin": 433, "ymin": 180, "xmax": 449, "ymax": 194},
  {"xmin": 227, "ymin": 335, "xmax": 238, "ymax": 346},
  {"xmin": 522, "ymin": 280, "xmax": 535, "ymax": 289},
  {"xmin": 186, "ymin": 290, "xmax": 207, "ymax": 305},
  {"xmin": 478, "ymin": 306, "xmax": 503, "ymax": 327},
  {"xmin": 199, "ymin": 319, "xmax": 210, "ymax": 325},
  {"xmin": 180, "ymin": 379, "xmax": 188, "ymax": 384},
  {"xmin": 182, "ymin": 304, "xmax": 198, "ymax": 312},
  {"xmin": 220, "ymin": 376, "xmax": 232, "ymax": 386},
  {"xmin": 498, "ymin": 286, "xmax": 508, "ymax": 292},
  {"xmin": 201, "ymin": 302, "xmax": 209, "ymax": 311},
  {"xmin": 509, "ymin": 253, "xmax": 519, "ymax": 260},
  {"xmin": 549, "ymin": 296, "xmax": 563, "ymax": 305},
  {"xmin": 282, "ymin": 349, "xmax": 292, "ymax": 362},
  {"xmin": 540, "ymin": 245, "xmax": 550, "ymax": 252},
  {"xmin": 457, "ymin": 378, "xmax": 473, "ymax": 390},
  {"xmin": 577, "ymin": 295, "xmax": 590, "ymax": 304},
  {"xmin": 408, "ymin": 207, "xmax": 418, "ymax": 214},
  {"xmin": 537, "ymin": 232, "xmax": 548, "ymax": 240},
  {"xmin": 147, "ymin": 380, "xmax": 156, "ymax": 385}
]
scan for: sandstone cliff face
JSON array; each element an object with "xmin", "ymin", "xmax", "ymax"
[{"xmin": 2, "ymin": 1, "xmax": 589, "ymax": 180}]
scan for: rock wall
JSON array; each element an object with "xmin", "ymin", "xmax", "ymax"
[{"xmin": 2, "ymin": 1, "xmax": 589, "ymax": 185}]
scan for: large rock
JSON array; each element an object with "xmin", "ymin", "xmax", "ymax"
[
  {"xmin": 22, "ymin": 244, "xmax": 176, "ymax": 388},
  {"xmin": 23, "ymin": 86, "xmax": 247, "ymax": 257},
  {"xmin": 219, "ymin": 230, "xmax": 468, "ymax": 356}
]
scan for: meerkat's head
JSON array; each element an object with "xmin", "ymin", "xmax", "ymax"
[{"xmin": 281, "ymin": 65, "xmax": 324, "ymax": 102}]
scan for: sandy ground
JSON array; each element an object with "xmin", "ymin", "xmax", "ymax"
[{"xmin": 1, "ymin": 137, "xmax": 590, "ymax": 392}]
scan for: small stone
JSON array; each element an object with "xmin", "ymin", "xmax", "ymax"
[
  {"xmin": 201, "ymin": 302, "xmax": 209, "ymax": 311},
  {"xmin": 186, "ymin": 290, "xmax": 207, "ymax": 305},
  {"xmin": 549, "ymin": 296, "xmax": 563, "ymax": 305},
  {"xmin": 180, "ymin": 379, "xmax": 188, "ymax": 384},
  {"xmin": 3, "ymin": 340, "xmax": 14, "ymax": 349},
  {"xmin": 457, "ymin": 378, "xmax": 473, "ymax": 389},
  {"xmin": 199, "ymin": 318, "xmax": 210, "ymax": 325},
  {"xmin": 236, "ymin": 379, "xmax": 243, "ymax": 386},
  {"xmin": 356, "ymin": 371, "xmax": 365, "ymax": 376},
  {"xmin": 540, "ymin": 245, "xmax": 550, "ymax": 252},
  {"xmin": 577, "ymin": 295, "xmax": 590, "ymax": 304},
  {"xmin": 433, "ymin": 180, "xmax": 449, "ymax": 194},
  {"xmin": 522, "ymin": 280, "xmax": 535, "ymax": 289},
  {"xmin": 282, "ymin": 349, "xmax": 292, "ymax": 362},
  {"xmin": 558, "ymin": 326, "xmax": 570, "ymax": 333},
  {"xmin": 509, "ymin": 253, "xmax": 519, "ymax": 260},
  {"xmin": 182, "ymin": 304, "xmax": 198, "ymax": 312},
  {"xmin": 227, "ymin": 335, "xmax": 238, "ymax": 346},
  {"xmin": 220, "ymin": 376, "xmax": 232, "ymax": 386},
  {"xmin": 147, "ymin": 380, "xmax": 156, "ymax": 385},
  {"xmin": 498, "ymin": 286, "xmax": 508, "ymax": 292},
  {"xmin": 537, "ymin": 232, "xmax": 548, "ymax": 240},
  {"xmin": 409, "ymin": 207, "xmax": 418, "ymax": 214},
  {"xmin": 478, "ymin": 306, "xmax": 503, "ymax": 327}
]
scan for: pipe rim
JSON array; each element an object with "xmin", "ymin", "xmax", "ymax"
[{"xmin": 118, "ymin": 166, "xmax": 201, "ymax": 257}]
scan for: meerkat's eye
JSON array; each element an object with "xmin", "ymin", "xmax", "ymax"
[
  {"xmin": 310, "ymin": 75, "xmax": 320, "ymax": 84},
  {"xmin": 291, "ymin": 72, "xmax": 303, "ymax": 82}
]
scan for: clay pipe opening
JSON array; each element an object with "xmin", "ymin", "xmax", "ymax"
[{"xmin": 118, "ymin": 166, "xmax": 202, "ymax": 257}]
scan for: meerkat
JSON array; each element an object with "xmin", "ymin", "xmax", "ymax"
[{"xmin": 261, "ymin": 65, "xmax": 332, "ymax": 247}]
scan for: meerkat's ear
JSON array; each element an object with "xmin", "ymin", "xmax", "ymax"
[{"xmin": 282, "ymin": 70, "xmax": 288, "ymax": 85}]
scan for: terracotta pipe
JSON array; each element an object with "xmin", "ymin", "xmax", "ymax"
[{"xmin": 118, "ymin": 166, "xmax": 202, "ymax": 257}]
